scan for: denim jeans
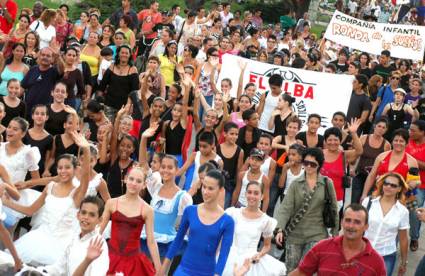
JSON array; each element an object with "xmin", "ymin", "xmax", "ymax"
[
  {"xmin": 224, "ymin": 187, "xmax": 234, "ymax": 209},
  {"xmin": 351, "ymin": 172, "xmax": 368, "ymax": 204},
  {"xmin": 285, "ymin": 241, "xmax": 317, "ymax": 273},
  {"xmin": 415, "ymin": 255, "xmax": 425, "ymax": 276},
  {"xmin": 267, "ymin": 173, "xmax": 282, "ymax": 217},
  {"xmin": 410, "ymin": 188, "xmax": 425, "ymax": 240},
  {"xmin": 198, "ymin": 94, "xmax": 214, "ymax": 124},
  {"xmin": 383, "ymin": 252, "xmax": 397, "ymax": 276}
]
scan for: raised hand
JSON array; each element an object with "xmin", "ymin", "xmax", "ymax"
[
  {"xmin": 70, "ymin": 131, "xmax": 90, "ymax": 148},
  {"xmin": 86, "ymin": 237, "xmax": 104, "ymax": 261},
  {"xmin": 142, "ymin": 122, "xmax": 159, "ymax": 138},
  {"xmin": 347, "ymin": 118, "xmax": 361, "ymax": 134}
]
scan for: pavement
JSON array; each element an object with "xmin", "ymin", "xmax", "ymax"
[{"xmin": 398, "ymin": 227, "xmax": 425, "ymax": 276}]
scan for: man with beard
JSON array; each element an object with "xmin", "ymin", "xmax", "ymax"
[
  {"xmin": 21, "ymin": 46, "xmax": 64, "ymax": 121},
  {"xmin": 289, "ymin": 204, "xmax": 386, "ymax": 276}
]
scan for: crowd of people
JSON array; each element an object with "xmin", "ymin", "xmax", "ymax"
[{"xmin": 0, "ymin": 0, "xmax": 423, "ymax": 275}]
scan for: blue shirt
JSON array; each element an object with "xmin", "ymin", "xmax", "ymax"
[
  {"xmin": 22, "ymin": 66, "xmax": 61, "ymax": 120},
  {"xmin": 166, "ymin": 205, "xmax": 235, "ymax": 276},
  {"xmin": 376, "ymin": 85, "xmax": 395, "ymax": 120}
]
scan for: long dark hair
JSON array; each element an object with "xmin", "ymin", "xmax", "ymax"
[
  {"xmin": 114, "ymin": 44, "xmax": 133, "ymax": 66},
  {"xmin": 6, "ymin": 43, "xmax": 26, "ymax": 65}
]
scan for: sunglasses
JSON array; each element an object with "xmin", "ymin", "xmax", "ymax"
[
  {"xmin": 391, "ymin": 77, "xmax": 400, "ymax": 80},
  {"xmin": 184, "ymin": 48, "xmax": 190, "ymax": 51},
  {"xmin": 383, "ymin": 181, "xmax": 400, "ymax": 189},
  {"xmin": 303, "ymin": 160, "xmax": 318, "ymax": 169}
]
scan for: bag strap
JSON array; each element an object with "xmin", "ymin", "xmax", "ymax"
[
  {"xmin": 342, "ymin": 152, "xmax": 349, "ymax": 176},
  {"xmin": 284, "ymin": 177, "xmax": 318, "ymax": 236},
  {"xmin": 176, "ymin": 20, "xmax": 186, "ymax": 44},
  {"xmin": 366, "ymin": 196, "xmax": 372, "ymax": 212},
  {"xmin": 323, "ymin": 176, "xmax": 331, "ymax": 202}
]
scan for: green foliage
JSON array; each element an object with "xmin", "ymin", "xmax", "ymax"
[{"xmin": 243, "ymin": 0, "xmax": 294, "ymax": 24}]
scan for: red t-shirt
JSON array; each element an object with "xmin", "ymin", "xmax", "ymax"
[
  {"xmin": 406, "ymin": 140, "xmax": 425, "ymax": 189},
  {"xmin": 137, "ymin": 9, "xmax": 162, "ymax": 39},
  {"xmin": 0, "ymin": 0, "xmax": 17, "ymax": 34},
  {"xmin": 320, "ymin": 152, "xmax": 345, "ymax": 201},
  {"xmin": 299, "ymin": 236, "xmax": 386, "ymax": 276}
]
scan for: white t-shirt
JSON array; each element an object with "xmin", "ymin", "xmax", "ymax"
[
  {"xmin": 30, "ymin": 20, "xmax": 56, "ymax": 49},
  {"xmin": 220, "ymin": 11, "xmax": 234, "ymax": 27}
]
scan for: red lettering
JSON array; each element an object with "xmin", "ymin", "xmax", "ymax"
[
  {"xmin": 283, "ymin": 82, "xmax": 289, "ymax": 93},
  {"xmin": 305, "ymin": 87, "xmax": 314, "ymax": 99},
  {"xmin": 293, "ymin": 84, "xmax": 304, "ymax": 97},
  {"xmin": 259, "ymin": 77, "xmax": 266, "ymax": 90},
  {"xmin": 249, "ymin": 74, "xmax": 257, "ymax": 83}
]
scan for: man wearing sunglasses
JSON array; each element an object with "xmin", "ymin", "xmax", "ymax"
[
  {"xmin": 369, "ymin": 70, "xmax": 401, "ymax": 123},
  {"xmin": 289, "ymin": 203, "xmax": 386, "ymax": 276}
]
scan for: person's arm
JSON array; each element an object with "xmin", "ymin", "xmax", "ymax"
[
  {"xmin": 358, "ymin": 109, "xmax": 370, "ymax": 125},
  {"xmin": 139, "ymin": 123, "xmax": 159, "ymax": 171},
  {"xmin": 3, "ymin": 187, "xmax": 47, "ymax": 216},
  {"xmin": 326, "ymin": 177, "xmax": 340, "ymax": 236},
  {"xmin": 278, "ymin": 164, "xmax": 289, "ymax": 189},
  {"xmin": 214, "ymin": 216, "xmax": 235, "ymax": 275},
  {"xmin": 15, "ymin": 176, "xmax": 58, "ymax": 190},
  {"xmin": 140, "ymin": 73, "xmax": 151, "ymax": 119},
  {"xmin": 159, "ymin": 207, "xmax": 191, "ymax": 275},
  {"xmin": 129, "ymin": 30, "xmax": 136, "ymax": 50},
  {"xmin": 268, "ymin": 110, "xmax": 279, "ymax": 130},
  {"xmin": 345, "ymin": 118, "xmax": 363, "ymax": 163},
  {"xmin": 0, "ymin": 166, "xmax": 19, "ymax": 200},
  {"xmin": 369, "ymin": 95, "xmax": 382, "ymax": 122},
  {"xmin": 72, "ymin": 237, "xmax": 104, "ymax": 276},
  {"xmin": 0, "ymin": 222, "xmax": 22, "ymax": 272},
  {"xmin": 97, "ymin": 179, "xmax": 111, "ymax": 202},
  {"xmin": 143, "ymin": 204, "xmax": 161, "ymax": 271},
  {"xmin": 261, "ymin": 175, "xmax": 270, "ymax": 212},
  {"xmin": 110, "ymin": 105, "xmax": 128, "ymax": 162},
  {"xmin": 361, "ymin": 152, "xmax": 385, "ymax": 202},
  {"xmin": 272, "ymin": 135, "xmax": 287, "ymax": 150},
  {"xmin": 180, "ymin": 73, "xmax": 191, "ymax": 129},
  {"xmin": 98, "ymin": 124, "xmax": 112, "ymax": 164},
  {"xmin": 405, "ymin": 104, "xmax": 419, "ymax": 121},
  {"xmin": 256, "ymin": 93, "xmax": 266, "ymax": 116},
  {"xmin": 43, "ymin": 135, "xmax": 56, "ymax": 177},
  {"xmin": 381, "ymin": 103, "xmax": 390, "ymax": 117},
  {"xmin": 231, "ymin": 172, "xmax": 244, "ymax": 206},
  {"xmin": 398, "ymin": 229, "xmax": 408, "ymax": 276},
  {"xmin": 71, "ymin": 132, "xmax": 91, "ymax": 206},
  {"xmin": 188, "ymin": 179, "xmax": 201, "ymax": 197},
  {"xmin": 236, "ymin": 61, "xmax": 247, "ymax": 100},
  {"xmin": 236, "ymin": 149, "xmax": 244, "ymax": 174},
  {"xmin": 99, "ymin": 199, "xmax": 114, "ymax": 234}
]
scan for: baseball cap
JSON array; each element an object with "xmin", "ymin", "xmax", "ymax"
[
  {"xmin": 250, "ymin": 148, "xmax": 265, "ymax": 160},
  {"xmin": 394, "ymin": 88, "xmax": 406, "ymax": 95}
]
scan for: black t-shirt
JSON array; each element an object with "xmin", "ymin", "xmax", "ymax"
[
  {"xmin": 347, "ymin": 91, "xmax": 372, "ymax": 122},
  {"xmin": 372, "ymin": 64, "xmax": 396, "ymax": 83},
  {"xmin": 330, "ymin": 60, "xmax": 348, "ymax": 74},
  {"xmin": 416, "ymin": 98, "xmax": 425, "ymax": 121},
  {"xmin": 295, "ymin": 131, "xmax": 324, "ymax": 148}
]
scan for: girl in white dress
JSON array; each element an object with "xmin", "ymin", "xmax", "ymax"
[
  {"xmin": 223, "ymin": 181, "xmax": 286, "ymax": 276},
  {"xmin": 3, "ymin": 130, "xmax": 91, "ymax": 266},
  {"xmin": 0, "ymin": 117, "xmax": 41, "ymax": 229}
]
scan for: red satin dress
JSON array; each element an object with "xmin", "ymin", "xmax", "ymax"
[{"xmin": 107, "ymin": 200, "xmax": 155, "ymax": 276}]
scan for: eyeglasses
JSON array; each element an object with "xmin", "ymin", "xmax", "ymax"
[
  {"xmin": 303, "ymin": 160, "xmax": 318, "ymax": 169},
  {"xmin": 383, "ymin": 181, "xmax": 400, "ymax": 189}
]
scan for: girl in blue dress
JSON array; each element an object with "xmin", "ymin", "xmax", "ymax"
[
  {"xmin": 141, "ymin": 154, "xmax": 193, "ymax": 257},
  {"xmin": 159, "ymin": 169, "xmax": 235, "ymax": 276}
]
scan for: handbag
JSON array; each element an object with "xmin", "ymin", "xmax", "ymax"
[
  {"xmin": 323, "ymin": 177, "xmax": 337, "ymax": 228},
  {"xmin": 342, "ymin": 152, "xmax": 351, "ymax": 189}
]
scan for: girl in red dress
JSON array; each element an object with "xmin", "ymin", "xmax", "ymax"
[{"xmin": 101, "ymin": 166, "xmax": 161, "ymax": 275}]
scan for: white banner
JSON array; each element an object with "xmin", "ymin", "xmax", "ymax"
[
  {"xmin": 324, "ymin": 10, "xmax": 425, "ymax": 61},
  {"xmin": 218, "ymin": 54, "xmax": 354, "ymax": 132}
]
